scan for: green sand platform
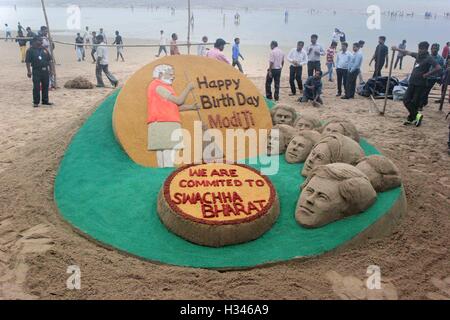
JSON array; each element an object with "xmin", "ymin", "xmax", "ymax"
[{"xmin": 54, "ymin": 91, "xmax": 404, "ymax": 269}]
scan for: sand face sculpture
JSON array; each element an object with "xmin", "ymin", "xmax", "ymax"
[
  {"xmin": 294, "ymin": 114, "xmax": 322, "ymax": 133},
  {"xmin": 302, "ymin": 133, "xmax": 365, "ymax": 177},
  {"xmin": 296, "ymin": 163, "xmax": 377, "ymax": 228},
  {"xmin": 356, "ymin": 155, "xmax": 402, "ymax": 192},
  {"xmin": 267, "ymin": 124, "xmax": 297, "ymax": 156},
  {"xmin": 322, "ymin": 119, "xmax": 360, "ymax": 142},
  {"xmin": 285, "ymin": 130, "xmax": 322, "ymax": 164},
  {"xmin": 270, "ymin": 105, "xmax": 298, "ymax": 126}
]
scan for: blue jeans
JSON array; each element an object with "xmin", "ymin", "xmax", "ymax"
[{"xmin": 326, "ymin": 62, "xmax": 334, "ymax": 81}]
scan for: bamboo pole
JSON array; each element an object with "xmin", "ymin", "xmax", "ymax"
[
  {"xmin": 40, "ymin": 0, "xmax": 57, "ymax": 88},
  {"xmin": 381, "ymin": 49, "xmax": 396, "ymax": 116},
  {"xmin": 187, "ymin": 0, "xmax": 191, "ymax": 54},
  {"xmin": 439, "ymin": 68, "xmax": 449, "ymax": 111}
]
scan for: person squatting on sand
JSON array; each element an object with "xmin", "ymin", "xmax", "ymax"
[
  {"xmin": 392, "ymin": 41, "xmax": 441, "ymax": 127},
  {"xmin": 300, "ymin": 70, "xmax": 324, "ymax": 105},
  {"xmin": 25, "ymin": 36, "xmax": 53, "ymax": 108},
  {"xmin": 95, "ymin": 35, "xmax": 119, "ymax": 88},
  {"xmin": 265, "ymin": 41, "xmax": 285, "ymax": 102}
]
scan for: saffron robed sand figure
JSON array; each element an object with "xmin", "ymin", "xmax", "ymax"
[{"xmin": 113, "ymin": 55, "xmax": 273, "ymax": 168}]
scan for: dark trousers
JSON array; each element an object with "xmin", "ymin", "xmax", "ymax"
[
  {"xmin": 394, "ymin": 56, "xmax": 404, "ymax": 69},
  {"xmin": 422, "ymin": 79, "xmax": 439, "ymax": 108},
  {"xmin": 373, "ymin": 62, "xmax": 383, "ymax": 78},
  {"xmin": 265, "ymin": 69, "xmax": 282, "ymax": 101},
  {"xmin": 232, "ymin": 59, "xmax": 244, "ymax": 73},
  {"xmin": 307, "ymin": 61, "xmax": 321, "ymax": 77},
  {"xmin": 289, "ymin": 65, "xmax": 303, "ymax": 94},
  {"xmin": 345, "ymin": 69, "xmax": 360, "ymax": 98},
  {"xmin": 32, "ymin": 68, "xmax": 49, "ymax": 105},
  {"xmin": 96, "ymin": 63, "xmax": 118, "ymax": 86},
  {"xmin": 91, "ymin": 48, "xmax": 97, "ymax": 62},
  {"xmin": 336, "ymin": 68, "xmax": 348, "ymax": 95},
  {"xmin": 157, "ymin": 46, "xmax": 167, "ymax": 56},
  {"xmin": 403, "ymin": 84, "xmax": 427, "ymax": 121}
]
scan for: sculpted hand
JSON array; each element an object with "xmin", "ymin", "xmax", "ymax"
[{"xmin": 187, "ymin": 83, "xmax": 195, "ymax": 91}]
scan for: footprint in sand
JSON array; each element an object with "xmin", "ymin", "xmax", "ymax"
[
  {"xmin": 325, "ymin": 270, "xmax": 398, "ymax": 300},
  {"xmin": 0, "ymin": 219, "xmax": 54, "ymax": 300}
]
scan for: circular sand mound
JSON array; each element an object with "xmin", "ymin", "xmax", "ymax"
[
  {"xmin": 64, "ymin": 77, "xmax": 95, "ymax": 90},
  {"xmin": 157, "ymin": 163, "xmax": 280, "ymax": 247}
]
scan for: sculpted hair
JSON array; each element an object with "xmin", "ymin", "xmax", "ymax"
[
  {"xmin": 313, "ymin": 133, "xmax": 364, "ymax": 165},
  {"xmin": 272, "ymin": 124, "xmax": 297, "ymax": 147},
  {"xmin": 356, "ymin": 155, "xmax": 402, "ymax": 192},
  {"xmin": 323, "ymin": 118, "xmax": 360, "ymax": 142},
  {"xmin": 302, "ymin": 163, "xmax": 377, "ymax": 216},
  {"xmin": 153, "ymin": 64, "xmax": 174, "ymax": 79},
  {"xmin": 297, "ymin": 130, "xmax": 322, "ymax": 146}
]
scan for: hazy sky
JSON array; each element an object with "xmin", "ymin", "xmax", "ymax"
[{"xmin": 0, "ymin": 0, "xmax": 449, "ymax": 11}]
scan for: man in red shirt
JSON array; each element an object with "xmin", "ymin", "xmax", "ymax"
[{"xmin": 442, "ymin": 42, "xmax": 449, "ymax": 60}]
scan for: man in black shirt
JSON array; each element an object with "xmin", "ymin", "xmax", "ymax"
[
  {"xmin": 75, "ymin": 33, "xmax": 85, "ymax": 62},
  {"xmin": 26, "ymin": 27, "xmax": 37, "ymax": 46},
  {"xmin": 392, "ymin": 41, "xmax": 441, "ymax": 127},
  {"xmin": 25, "ymin": 37, "xmax": 53, "ymax": 108},
  {"xmin": 370, "ymin": 36, "xmax": 389, "ymax": 78}
]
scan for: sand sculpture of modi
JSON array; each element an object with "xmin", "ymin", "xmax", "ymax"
[
  {"xmin": 296, "ymin": 163, "xmax": 377, "ymax": 228},
  {"xmin": 147, "ymin": 64, "xmax": 198, "ymax": 168}
]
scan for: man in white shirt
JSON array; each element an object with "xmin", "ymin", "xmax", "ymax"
[
  {"xmin": 265, "ymin": 41, "xmax": 285, "ymax": 101},
  {"xmin": 335, "ymin": 42, "xmax": 353, "ymax": 96},
  {"xmin": 332, "ymin": 28, "xmax": 341, "ymax": 43},
  {"xmin": 197, "ymin": 36, "xmax": 208, "ymax": 56},
  {"xmin": 99, "ymin": 28, "xmax": 107, "ymax": 44},
  {"xmin": 95, "ymin": 35, "xmax": 118, "ymax": 88},
  {"xmin": 287, "ymin": 41, "xmax": 308, "ymax": 96},
  {"xmin": 306, "ymin": 34, "xmax": 325, "ymax": 77},
  {"xmin": 156, "ymin": 30, "xmax": 168, "ymax": 57},
  {"xmin": 4, "ymin": 24, "xmax": 12, "ymax": 41}
]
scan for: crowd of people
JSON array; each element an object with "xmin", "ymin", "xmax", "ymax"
[{"xmin": 2, "ymin": 22, "xmax": 450, "ymax": 154}]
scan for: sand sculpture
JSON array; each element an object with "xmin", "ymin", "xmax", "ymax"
[
  {"xmin": 157, "ymin": 163, "xmax": 280, "ymax": 247},
  {"xmin": 113, "ymin": 55, "xmax": 273, "ymax": 168},
  {"xmin": 267, "ymin": 124, "xmax": 297, "ymax": 156},
  {"xmin": 296, "ymin": 163, "xmax": 377, "ymax": 228},
  {"xmin": 322, "ymin": 118, "xmax": 360, "ymax": 142},
  {"xmin": 302, "ymin": 133, "xmax": 365, "ymax": 177},
  {"xmin": 147, "ymin": 64, "xmax": 200, "ymax": 168},
  {"xmin": 270, "ymin": 105, "xmax": 298, "ymax": 126},
  {"xmin": 285, "ymin": 130, "xmax": 322, "ymax": 164},
  {"xmin": 64, "ymin": 77, "xmax": 94, "ymax": 89},
  {"xmin": 294, "ymin": 114, "xmax": 322, "ymax": 133},
  {"xmin": 356, "ymin": 155, "xmax": 402, "ymax": 192}
]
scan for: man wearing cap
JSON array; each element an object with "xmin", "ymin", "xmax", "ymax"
[
  {"xmin": 25, "ymin": 37, "xmax": 53, "ymax": 108},
  {"xmin": 206, "ymin": 38, "xmax": 230, "ymax": 64}
]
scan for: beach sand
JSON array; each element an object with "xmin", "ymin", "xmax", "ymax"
[{"xmin": 0, "ymin": 37, "xmax": 449, "ymax": 300}]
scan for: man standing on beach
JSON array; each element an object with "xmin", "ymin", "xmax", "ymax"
[
  {"xmin": 265, "ymin": 41, "xmax": 285, "ymax": 101},
  {"xmin": 170, "ymin": 33, "xmax": 180, "ymax": 56},
  {"xmin": 156, "ymin": 30, "xmax": 168, "ymax": 57},
  {"xmin": 25, "ymin": 37, "xmax": 53, "ymax": 108},
  {"xmin": 394, "ymin": 40, "xmax": 407, "ymax": 70},
  {"xmin": 232, "ymin": 38, "xmax": 244, "ymax": 73},
  {"xmin": 392, "ymin": 42, "xmax": 441, "ymax": 127},
  {"xmin": 358, "ymin": 40, "xmax": 365, "ymax": 84},
  {"xmin": 75, "ymin": 33, "xmax": 84, "ymax": 62},
  {"xmin": 335, "ymin": 42, "xmax": 352, "ymax": 97},
  {"xmin": 342, "ymin": 42, "xmax": 363, "ymax": 100},
  {"xmin": 99, "ymin": 28, "xmax": 107, "ymax": 44},
  {"xmin": 421, "ymin": 43, "xmax": 445, "ymax": 109},
  {"xmin": 206, "ymin": 38, "xmax": 230, "ymax": 64},
  {"xmin": 4, "ymin": 24, "xmax": 12, "ymax": 41},
  {"xmin": 95, "ymin": 35, "xmax": 119, "ymax": 88},
  {"xmin": 370, "ymin": 36, "xmax": 389, "ymax": 78},
  {"xmin": 326, "ymin": 41, "xmax": 337, "ymax": 82},
  {"xmin": 306, "ymin": 34, "xmax": 325, "ymax": 77},
  {"xmin": 26, "ymin": 27, "xmax": 36, "ymax": 46},
  {"xmin": 197, "ymin": 36, "xmax": 208, "ymax": 56},
  {"xmin": 16, "ymin": 30, "xmax": 27, "ymax": 63},
  {"xmin": 91, "ymin": 31, "xmax": 98, "ymax": 63},
  {"xmin": 442, "ymin": 42, "xmax": 449, "ymax": 60},
  {"xmin": 113, "ymin": 31, "xmax": 125, "ymax": 62},
  {"xmin": 287, "ymin": 41, "xmax": 308, "ymax": 96}
]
